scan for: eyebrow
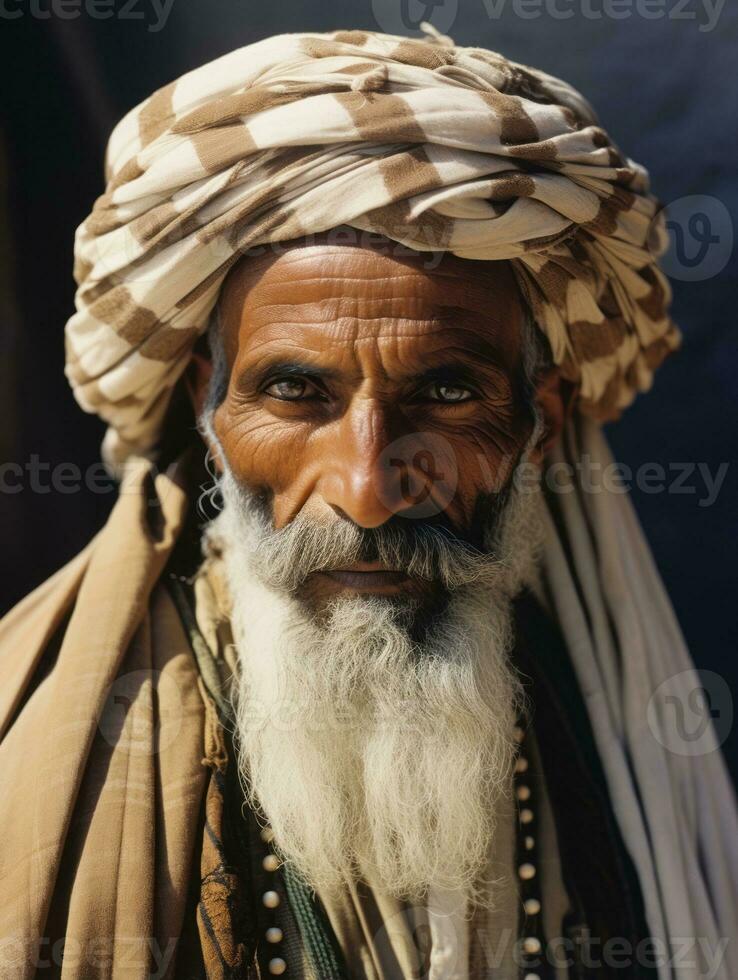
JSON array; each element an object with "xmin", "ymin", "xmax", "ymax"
[
  {"xmin": 409, "ymin": 364, "xmax": 485, "ymax": 386},
  {"xmin": 237, "ymin": 350, "xmax": 518, "ymax": 394},
  {"xmin": 237, "ymin": 361, "xmax": 341, "ymax": 391}
]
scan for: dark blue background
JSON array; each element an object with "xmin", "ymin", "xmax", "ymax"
[{"xmin": 1, "ymin": 0, "xmax": 736, "ymax": 774}]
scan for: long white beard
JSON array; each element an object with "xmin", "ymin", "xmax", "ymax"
[{"xmin": 209, "ymin": 465, "xmax": 544, "ymax": 908}]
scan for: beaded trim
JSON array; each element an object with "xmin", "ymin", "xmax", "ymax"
[
  {"xmin": 258, "ymin": 825, "xmax": 289, "ymax": 976},
  {"xmin": 256, "ymin": 719, "xmax": 552, "ymax": 978},
  {"xmin": 513, "ymin": 720, "xmax": 553, "ymax": 980}
]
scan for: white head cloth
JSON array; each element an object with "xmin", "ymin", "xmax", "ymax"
[
  {"xmin": 541, "ymin": 416, "xmax": 737, "ymax": 980},
  {"xmin": 64, "ymin": 26, "xmax": 679, "ymax": 473}
]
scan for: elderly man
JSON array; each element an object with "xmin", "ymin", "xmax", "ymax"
[{"xmin": 0, "ymin": 26, "xmax": 735, "ymax": 980}]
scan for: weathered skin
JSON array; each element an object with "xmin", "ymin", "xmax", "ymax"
[{"xmin": 189, "ymin": 233, "xmax": 568, "ymax": 601}]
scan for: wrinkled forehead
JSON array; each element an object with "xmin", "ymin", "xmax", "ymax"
[{"xmin": 217, "ymin": 230, "xmax": 528, "ymax": 370}]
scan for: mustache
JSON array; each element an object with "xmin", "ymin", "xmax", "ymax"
[{"xmin": 240, "ymin": 488, "xmax": 513, "ymax": 594}]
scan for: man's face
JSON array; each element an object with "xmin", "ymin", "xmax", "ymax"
[{"xmin": 208, "ymin": 236, "xmax": 541, "ymax": 605}]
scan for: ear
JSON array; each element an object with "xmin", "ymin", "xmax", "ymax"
[
  {"xmin": 183, "ymin": 351, "xmax": 225, "ymax": 473},
  {"xmin": 183, "ymin": 350, "xmax": 213, "ymax": 421},
  {"xmin": 528, "ymin": 367, "xmax": 578, "ymax": 464}
]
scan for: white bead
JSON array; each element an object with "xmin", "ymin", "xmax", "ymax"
[
  {"xmin": 262, "ymin": 854, "xmax": 280, "ymax": 872},
  {"xmin": 516, "ymin": 785, "xmax": 531, "ymax": 801},
  {"xmin": 518, "ymin": 863, "xmax": 536, "ymax": 880},
  {"xmin": 515, "ymin": 756, "xmax": 529, "ymax": 773},
  {"xmin": 520, "ymin": 808, "xmax": 534, "ymax": 824},
  {"xmin": 260, "ymin": 827, "xmax": 275, "ymax": 843},
  {"xmin": 262, "ymin": 890, "xmax": 280, "ymax": 909},
  {"xmin": 525, "ymin": 835, "xmax": 535, "ymax": 850},
  {"xmin": 523, "ymin": 974, "xmax": 540, "ymax": 980},
  {"xmin": 514, "ymin": 726, "xmax": 525, "ymax": 743},
  {"xmin": 266, "ymin": 926, "xmax": 283, "ymax": 943},
  {"xmin": 524, "ymin": 897, "xmax": 541, "ymax": 916},
  {"xmin": 268, "ymin": 957, "xmax": 287, "ymax": 975},
  {"xmin": 523, "ymin": 936, "xmax": 542, "ymax": 955}
]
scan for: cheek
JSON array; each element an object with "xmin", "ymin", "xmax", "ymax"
[
  {"xmin": 214, "ymin": 402, "xmax": 311, "ymax": 494},
  {"xmin": 445, "ymin": 421, "xmax": 530, "ymax": 524}
]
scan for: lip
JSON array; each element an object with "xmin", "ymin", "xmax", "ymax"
[{"xmin": 322, "ymin": 567, "xmax": 410, "ymax": 592}]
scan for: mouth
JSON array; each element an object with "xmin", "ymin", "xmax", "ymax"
[{"xmin": 320, "ymin": 562, "xmax": 411, "ymax": 595}]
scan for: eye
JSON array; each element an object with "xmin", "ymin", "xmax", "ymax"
[
  {"xmin": 263, "ymin": 377, "xmax": 320, "ymax": 401},
  {"xmin": 426, "ymin": 383, "xmax": 474, "ymax": 404}
]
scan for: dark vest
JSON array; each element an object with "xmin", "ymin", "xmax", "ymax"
[{"xmin": 510, "ymin": 589, "xmax": 656, "ymax": 980}]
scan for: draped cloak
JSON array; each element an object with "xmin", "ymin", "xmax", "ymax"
[{"xmin": 1, "ymin": 417, "xmax": 735, "ymax": 979}]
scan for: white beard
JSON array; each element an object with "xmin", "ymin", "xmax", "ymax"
[{"xmin": 207, "ymin": 463, "xmax": 544, "ymax": 908}]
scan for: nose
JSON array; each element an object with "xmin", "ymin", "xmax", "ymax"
[{"xmin": 317, "ymin": 403, "xmax": 438, "ymax": 529}]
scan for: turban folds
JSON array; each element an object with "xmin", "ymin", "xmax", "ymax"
[{"xmin": 65, "ymin": 27, "xmax": 680, "ymax": 470}]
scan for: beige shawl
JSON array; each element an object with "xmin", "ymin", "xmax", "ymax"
[
  {"xmin": 0, "ymin": 459, "xmax": 205, "ymax": 978},
  {"xmin": 1, "ymin": 419, "xmax": 735, "ymax": 979}
]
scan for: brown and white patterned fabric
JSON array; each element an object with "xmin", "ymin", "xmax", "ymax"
[{"xmin": 65, "ymin": 26, "xmax": 681, "ymax": 471}]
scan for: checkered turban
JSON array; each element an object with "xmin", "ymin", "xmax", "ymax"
[{"xmin": 65, "ymin": 27, "xmax": 680, "ymax": 471}]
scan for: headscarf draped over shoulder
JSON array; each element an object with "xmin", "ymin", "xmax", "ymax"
[{"xmin": 65, "ymin": 27, "xmax": 680, "ymax": 471}]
